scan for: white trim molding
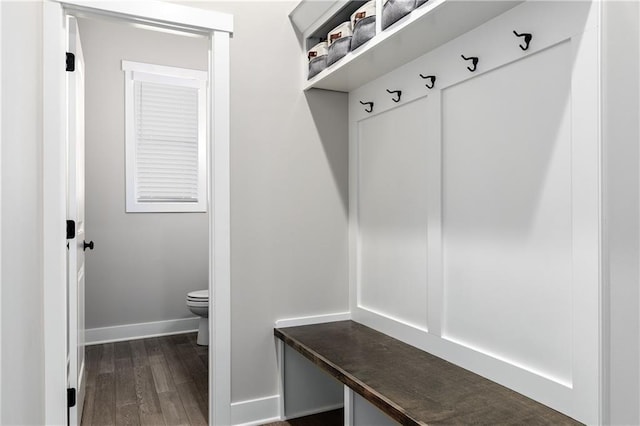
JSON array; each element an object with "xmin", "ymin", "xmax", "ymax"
[
  {"xmin": 0, "ymin": 1, "xmax": 3, "ymax": 420},
  {"xmin": 344, "ymin": 386, "xmax": 354, "ymax": 426},
  {"xmin": 231, "ymin": 395, "xmax": 281, "ymax": 426},
  {"xmin": 122, "ymin": 60, "xmax": 208, "ymax": 213},
  {"xmin": 43, "ymin": 3, "xmax": 68, "ymax": 423},
  {"xmin": 210, "ymin": 29, "xmax": 232, "ymax": 426},
  {"xmin": 276, "ymin": 339, "xmax": 285, "ymax": 419},
  {"xmin": 58, "ymin": 0, "xmax": 233, "ymax": 34},
  {"xmin": 121, "ymin": 60, "xmax": 208, "ymax": 81},
  {"xmin": 85, "ymin": 318, "xmax": 199, "ymax": 345},
  {"xmin": 275, "ymin": 312, "xmax": 351, "ymax": 329}
]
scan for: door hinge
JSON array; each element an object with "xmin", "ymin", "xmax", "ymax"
[
  {"xmin": 66, "ymin": 52, "xmax": 75, "ymax": 72},
  {"xmin": 66, "ymin": 220, "xmax": 76, "ymax": 239},
  {"xmin": 67, "ymin": 388, "xmax": 76, "ymax": 408}
]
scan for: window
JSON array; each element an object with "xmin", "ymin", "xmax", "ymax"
[{"xmin": 122, "ymin": 60, "xmax": 207, "ymax": 212}]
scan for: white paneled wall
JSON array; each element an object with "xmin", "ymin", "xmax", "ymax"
[
  {"xmin": 349, "ymin": 1, "xmax": 600, "ymax": 423},
  {"xmin": 358, "ymin": 98, "xmax": 430, "ymax": 330},
  {"xmin": 441, "ymin": 40, "xmax": 573, "ymax": 386}
]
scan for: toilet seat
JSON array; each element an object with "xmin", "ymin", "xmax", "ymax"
[
  {"xmin": 186, "ymin": 301, "xmax": 208, "ymax": 308},
  {"xmin": 186, "ymin": 295, "xmax": 208, "ymax": 301},
  {"xmin": 187, "ymin": 289, "xmax": 208, "ymax": 300},
  {"xmin": 186, "ymin": 289, "xmax": 209, "ymax": 308}
]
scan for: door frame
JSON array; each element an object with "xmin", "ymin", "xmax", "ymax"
[
  {"xmin": 42, "ymin": 1, "xmax": 233, "ymax": 425},
  {"xmin": 0, "ymin": 2, "xmax": 3, "ymax": 423}
]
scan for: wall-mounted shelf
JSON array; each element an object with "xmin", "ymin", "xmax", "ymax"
[{"xmin": 294, "ymin": 0, "xmax": 522, "ymax": 93}]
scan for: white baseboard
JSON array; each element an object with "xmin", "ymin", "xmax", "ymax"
[
  {"xmin": 230, "ymin": 394, "xmax": 344, "ymax": 426},
  {"xmin": 275, "ymin": 312, "xmax": 351, "ymax": 328},
  {"xmin": 85, "ymin": 317, "xmax": 199, "ymax": 345},
  {"xmin": 285, "ymin": 402, "xmax": 344, "ymax": 421},
  {"xmin": 227, "ymin": 312, "xmax": 352, "ymax": 425},
  {"xmin": 231, "ymin": 394, "xmax": 281, "ymax": 426}
]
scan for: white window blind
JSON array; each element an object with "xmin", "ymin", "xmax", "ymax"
[
  {"xmin": 123, "ymin": 61, "xmax": 207, "ymax": 212},
  {"xmin": 135, "ymin": 80, "xmax": 199, "ymax": 202}
]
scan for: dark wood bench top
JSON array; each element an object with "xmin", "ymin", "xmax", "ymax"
[{"xmin": 275, "ymin": 320, "xmax": 580, "ymax": 426}]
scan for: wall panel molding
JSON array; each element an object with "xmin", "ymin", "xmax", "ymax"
[
  {"xmin": 348, "ymin": 1, "xmax": 601, "ymax": 422},
  {"xmin": 230, "ymin": 395, "xmax": 280, "ymax": 426},
  {"xmin": 275, "ymin": 312, "xmax": 351, "ymax": 329}
]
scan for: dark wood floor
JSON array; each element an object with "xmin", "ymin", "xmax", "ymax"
[{"xmin": 81, "ymin": 333, "xmax": 208, "ymax": 426}]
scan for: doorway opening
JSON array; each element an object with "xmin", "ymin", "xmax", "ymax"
[
  {"xmin": 76, "ymin": 15, "xmax": 210, "ymax": 425},
  {"xmin": 42, "ymin": 2, "xmax": 232, "ymax": 425}
]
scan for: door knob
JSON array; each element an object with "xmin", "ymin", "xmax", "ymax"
[{"xmin": 83, "ymin": 240, "xmax": 94, "ymax": 251}]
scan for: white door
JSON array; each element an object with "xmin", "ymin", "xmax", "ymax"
[{"xmin": 66, "ymin": 16, "xmax": 87, "ymax": 426}]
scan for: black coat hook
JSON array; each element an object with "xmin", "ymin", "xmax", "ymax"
[
  {"xmin": 513, "ymin": 30, "xmax": 532, "ymax": 51},
  {"xmin": 359, "ymin": 101, "xmax": 374, "ymax": 113},
  {"xmin": 461, "ymin": 55, "xmax": 478, "ymax": 72},
  {"xmin": 419, "ymin": 74, "xmax": 436, "ymax": 89},
  {"xmin": 386, "ymin": 89, "xmax": 402, "ymax": 103}
]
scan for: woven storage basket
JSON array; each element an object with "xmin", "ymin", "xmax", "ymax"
[
  {"xmin": 382, "ymin": 0, "xmax": 416, "ymax": 30},
  {"xmin": 327, "ymin": 21, "xmax": 353, "ymax": 66},
  {"xmin": 351, "ymin": 1, "xmax": 376, "ymax": 51},
  {"xmin": 307, "ymin": 41, "xmax": 328, "ymax": 79}
]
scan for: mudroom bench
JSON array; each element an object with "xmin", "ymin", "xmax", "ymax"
[{"xmin": 274, "ymin": 321, "xmax": 580, "ymax": 425}]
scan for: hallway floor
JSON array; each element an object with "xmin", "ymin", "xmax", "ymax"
[{"xmin": 81, "ymin": 333, "xmax": 208, "ymax": 426}]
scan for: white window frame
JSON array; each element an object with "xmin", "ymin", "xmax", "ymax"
[{"xmin": 122, "ymin": 60, "xmax": 208, "ymax": 213}]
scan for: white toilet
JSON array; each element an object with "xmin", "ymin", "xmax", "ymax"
[{"xmin": 186, "ymin": 289, "xmax": 209, "ymax": 346}]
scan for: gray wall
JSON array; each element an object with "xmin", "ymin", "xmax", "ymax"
[
  {"xmin": 284, "ymin": 347, "xmax": 343, "ymax": 418},
  {"xmin": 179, "ymin": 1, "xmax": 350, "ymax": 403},
  {"xmin": 77, "ymin": 18, "xmax": 210, "ymax": 330},
  {"xmin": 1, "ymin": 2, "xmax": 45, "ymax": 425}
]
